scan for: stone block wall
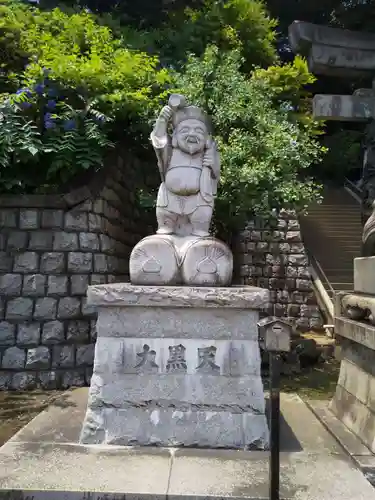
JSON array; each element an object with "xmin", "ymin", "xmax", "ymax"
[
  {"xmin": 236, "ymin": 210, "xmax": 323, "ymax": 331},
  {"xmin": 0, "ymin": 154, "xmax": 154, "ymax": 390}
]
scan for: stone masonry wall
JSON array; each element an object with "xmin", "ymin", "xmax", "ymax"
[
  {"xmin": 0, "ymin": 154, "xmax": 154, "ymax": 390},
  {"xmin": 236, "ymin": 210, "xmax": 323, "ymax": 331}
]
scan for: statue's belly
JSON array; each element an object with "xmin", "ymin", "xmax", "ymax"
[{"xmin": 165, "ymin": 167, "xmax": 201, "ymax": 195}]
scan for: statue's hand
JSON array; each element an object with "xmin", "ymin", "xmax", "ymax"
[{"xmin": 160, "ymin": 105, "xmax": 173, "ymax": 121}]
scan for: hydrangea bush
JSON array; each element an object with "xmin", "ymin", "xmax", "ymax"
[{"xmin": 0, "ymin": 70, "xmax": 112, "ymax": 192}]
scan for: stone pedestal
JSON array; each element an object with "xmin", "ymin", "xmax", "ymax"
[
  {"xmin": 354, "ymin": 256, "xmax": 375, "ymax": 294},
  {"xmin": 80, "ymin": 284, "xmax": 270, "ymax": 449},
  {"xmin": 333, "ymin": 292, "xmax": 375, "ymax": 453}
]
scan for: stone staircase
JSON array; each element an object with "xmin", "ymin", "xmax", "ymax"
[{"xmin": 300, "ymin": 187, "xmax": 362, "ymax": 297}]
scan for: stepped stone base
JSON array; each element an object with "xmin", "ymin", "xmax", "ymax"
[{"xmin": 80, "ymin": 283, "xmax": 270, "ymax": 449}]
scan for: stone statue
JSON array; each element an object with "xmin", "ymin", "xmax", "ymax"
[
  {"xmin": 361, "ymin": 122, "xmax": 375, "ymax": 256},
  {"xmin": 150, "ymin": 94, "xmax": 220, "ymax": 237},
  {"xmin": 129, "ymin": 94, "xmax": 233, "ymax": 286}
]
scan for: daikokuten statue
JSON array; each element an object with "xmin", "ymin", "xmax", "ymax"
[
  {"xmin": 151, "ymin": 94, "xmax": 220, "ymax": 237},
  {"xmin": 129, "ymin": 95, "xmax": 233, "ymax": 287}
]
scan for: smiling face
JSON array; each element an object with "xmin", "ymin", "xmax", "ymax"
[{"xmin": 175, "ymin": 118, "xmax": 208, "ymax": 155}]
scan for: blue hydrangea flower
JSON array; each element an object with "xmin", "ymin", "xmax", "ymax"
[
  {"xmin": 47, "ymin": 100, "xmax": 56, "ymax": 110},
  {"xmin": 44, "ymin": 112, "xmax": 52, "ymax": 121},
  {"xmin": 63, "ymin": 119, "xmax": 76, "ymax": 131},
  {"xmin": 20, "ymin": 102, "xmax": 32, "ymax": 109},
  {"xmin": 16, "ymin": 88, "xmax": 32, "ymax": 98},
  {"xmin": 45, "ymin": 120, "xmax": 55, "ymax": 130},
  {"xmin": 34, "ymin": 83, "xmax": 45, "ymax": 95}
]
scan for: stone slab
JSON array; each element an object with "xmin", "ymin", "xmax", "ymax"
[
  {"xmin": 2, "ymin": 389, "xmax": 375, "ymax": 499},
  {"xmin": 81, "ymin": 407, "xmax": 268, "ymax": 448},
  {"xmin": 96, "ymin": 306, "xmax": 259, "ymax": 340},
  {"xmin": 86, "ymin": 372, "xmax": 266, "ymax": 410},
  {"xmin": 87, "ymin": 284, "xmax": 270, "ymax": 309},
  {"xmin": 335, "ymin": 316, "xmax": 375, "ymax": 351},
  {"xmin": 0, "ymin": 441, "xmax": 171, "ymax": 497},
  {"xmin": 93, "ymin": 338, "xmax": 262, "ymax": 376},
  {"xmin": 82, "ymin": 370, "xmax": 268, "ymax": 448},
  {"xmin": 307, "ymin": 399, "xmax": 374, "ymax": 458},
  {"xmin": 313, "ymin": 94, "xmax": 375, "ymax": 121},
  {"xmin": 354, "ymin": 257, "xmax": 375, "ymax": 294},
  {"xmin": 289, "ymin": 21, "xmax": 375, "ymax": 53},
  {"xmin": 288, "ymin": 21, "xmax": 375, "ymax": 77},
  {"xmin": 330, "ymin": 384, "xmax": 375, "ymax": 454},
  {"xmin": 310, "ymin": 47, "xmax": 375, "ymax": 78},
  {"xmin": 167, "ymin": 450, "xmax": 375, "ymax": 500},
  {"xmin": 337, "ymin": 359, "xmax": 370, "ymax": 405}
]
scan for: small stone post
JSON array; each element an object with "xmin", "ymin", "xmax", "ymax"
[{"xmin": 258, "ymin": 317, "xmax": 292, "ymax": 500}]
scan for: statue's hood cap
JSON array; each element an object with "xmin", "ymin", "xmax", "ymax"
[{"xmin": 172, "ymin": 106, "xmax": 211, "ymax": 130}]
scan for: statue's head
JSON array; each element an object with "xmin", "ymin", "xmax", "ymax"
[{"xmin": 172, "ymin": 106, "xmax": 210, "ymax": 155}]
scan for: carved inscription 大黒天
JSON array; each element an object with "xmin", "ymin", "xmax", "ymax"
[
  {"xmin": 134, "ymin": 344, "xmax": 159, "ymax": 373},
  {"xmin": 196, "ymin": 345, "xmax": 220, "ymax": 374},
  {"xmin": 166, "ymin": 344, "xmax": 187, "ymax": 373}
]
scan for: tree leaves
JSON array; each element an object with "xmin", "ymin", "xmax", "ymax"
[{"xmin": 175, "ymin": 46, "xmax": 324, "ymax": 236}]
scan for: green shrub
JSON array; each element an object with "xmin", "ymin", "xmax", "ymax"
[
  {"xmin": 172, "ymin": 47, "xmax": 324, "ymax": 235},
  {"xmin": 133, "ymin": 0, "xmax": 278, "ymax": 71}
]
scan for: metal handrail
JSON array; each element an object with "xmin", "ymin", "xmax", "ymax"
[
  {"xmin": 305, "ymin": 250, "xmax": 335, "ymax": 322},
  {"xmin": 344, "ymin": 177, "xmax": 362, "ymax": 203}
]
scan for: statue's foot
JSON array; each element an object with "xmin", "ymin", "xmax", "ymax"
[{"xmin": 157, "ymin": 227, "xmax": 174, "ymax": 235}]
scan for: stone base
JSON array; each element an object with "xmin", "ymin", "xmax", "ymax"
[
  {"xmin": 129, "ymin": 234, "xmax": 233, "ymax": 286},
  {"xmin": 2, "ymin": 388, "xmax": 375, "ymax": 500},
  {"xmin": 80, "ymin": 284, "xmax": 270, "ymax": 449},
  {"xmin": 354, "ymin": 256, "xmax": 375, "ymax": 294},
  {"xmin": 332, "ymin": 316, "xmax": 375, "ymax": 454},
  {"xmin": 81, "ymin": 406, "xmax": 268, "ymax": 448}
]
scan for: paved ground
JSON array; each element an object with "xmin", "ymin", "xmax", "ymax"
[{"xmin": 0, "ymin": 388, "xmax": 374, "ymax": 499}]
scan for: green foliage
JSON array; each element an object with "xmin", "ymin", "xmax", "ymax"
[
  {"xmin": 39, "ymin": 0, "xmax": 206, "ymax": 28},
  {"xmin": 317, "ymin": 129, "xmax": 363, "ymax": 182},
  {"xmin": 144, "ymin": 0, "xmax": 277, "ymax": 71},
  {"xmin": 0, "ymin": 0, "xmax": 325, "ymax": 224},
  {"xmin": 0, "ymin": 2, "xmax": 171, "ymax": 136},
  {"xmin": 172, "ymin": 46, "xmax": 323, "ymax": 235},
  {"xmin": 252, "ymin": 56, "xmax": 324, "ymax": 136},
  {"xmin": 0, "ymin": 75, "xmax": 113, "ymax": 193},
  {"xmin": 0, "ymin": 1, "xmax": 172, "ymax": 193}
]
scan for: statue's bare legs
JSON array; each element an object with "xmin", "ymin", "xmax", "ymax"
[
  {"xmin": 189, "ymin": 205, "xmax": 212, "ymax": 237},
  {"xmin": 156, "ymin": 207, "xmax": 178, "ymax": 235}
]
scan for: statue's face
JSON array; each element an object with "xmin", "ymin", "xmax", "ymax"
[{"xmin": 175, "ymin": 119, "xmax": 208, "ymax": 155}]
